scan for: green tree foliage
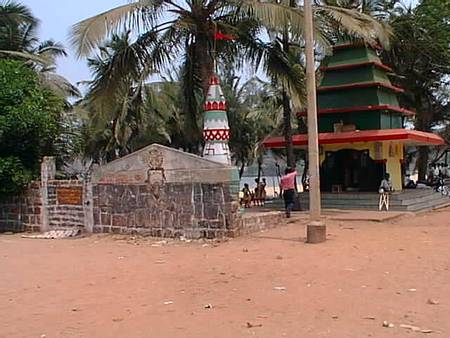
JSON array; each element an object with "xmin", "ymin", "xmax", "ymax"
[
  {"xmin": 0, "ymin": 59, "xmax": 63, "ymax": 194},
  {"xmin": 0, "ymin": 0, "xmax": 80, "ymax": 102},
  {"xmin": 71, "ymin": 0, "xmax": 389, "ymax": 156},
  {"xmin": 381, "ymin": 0, "xmax": 450, "ymax": 179}
]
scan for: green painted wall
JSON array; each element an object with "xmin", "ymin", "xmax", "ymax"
[
  {"xmin": 323, "ymin": 47, "xmax": 379, "ymax": 67},
  {"xmin": 321, "ymin": 65, "xmax": 391, "ymax": 87},
  {"xmin": 319, "ymin": 112, "xmax": 381, "ymax": 132},
  {"xmin": 318, "ymin": 111, "xmax": 404, "ymax": 132},
  {"xmin": 380, "ymin": 112, "xmax": 403, "ymax": 129},
  {"xmin": 372, "ymin": 68, "xmax": 391, "ymax": 84},
  {"xmin": 321, "ymin": 66, "xmax": 376, "ymax": 86},
  {"xmin": 318, "ymin": 87, "xmax": 399, "ymax": 110},
  {"xmin": 377, "ymin": 90, "xmax": 400, "ymax": 106}
]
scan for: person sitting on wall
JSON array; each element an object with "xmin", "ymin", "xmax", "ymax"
[
  {"xmin": 379, "ymin": 173, "xmax": 393, "ymax": 211},
  {"xmin": 435, "ymin": 173, "xmax": 446, "ymax": 192},
  {"xmin": 240, "ymin": 183, "xmax": 252, "ymax": 208},
  {"xmin": 380, "ymin": 173, "xmax": 393, "ymax": 193},
  {"xmin": 280, "ymin": 167, "xmax": 297, "ymax": 218}
]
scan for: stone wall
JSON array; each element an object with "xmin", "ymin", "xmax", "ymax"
[
  {"xmin": 46, "ymin": 180, "xmax": 85, "ymax": 230},
  {"xmin": 92, "ymin": 182, "xmax": 237, "ymax": 238},
  {"xmin": 0, "ymin": 147, "xmax": 285, "ymax": 238},
  {"xmin": 0, "ymin": 182, "xmax": 41, "ymax": 233}
]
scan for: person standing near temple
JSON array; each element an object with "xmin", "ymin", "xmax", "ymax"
[{"xmin": 280, "ymin": 167, "xmax": 297, "ymax": 218}]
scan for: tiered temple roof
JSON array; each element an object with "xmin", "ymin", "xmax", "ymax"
[{"xmin": 264, "ymin": 43, "xmax": 445, "ymax": 148}]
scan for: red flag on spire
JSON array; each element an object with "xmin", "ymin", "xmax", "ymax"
[{"xmin": 214, "ymin": 32, "xmax": 235, "ymax": 41}]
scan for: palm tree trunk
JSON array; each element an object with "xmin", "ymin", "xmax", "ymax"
[
  {"xmin": 256, "ymin": 157, "xmax": 263, "ymax": 182},
  {"xmin": 414, "ymin": 92, "xmax": 432, "ymax": 181},
  {"xmin": 197, "ymin": 34, "xmax": 214, "ymax": 95},
  {"xmin": 281, "ymin": 13, "xmax": 295, "ymax": 169},
  {"xmin": 282, "ymin": 89, "xmax": 295, "ymax": 168},
  {"xmin": 417, "ymin": 147, "xmax": 429, "ymax": 182},
  {"xmin": 239, "ymin": 161, "xmax": 245, "ymax": 178}
]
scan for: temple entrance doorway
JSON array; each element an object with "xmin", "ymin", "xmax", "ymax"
[{"xmin": 320, "ymin": 149, "xmax": 384, "ymax": 192}]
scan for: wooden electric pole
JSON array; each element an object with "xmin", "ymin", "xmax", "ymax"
[{"xmin": 304, "ymin": 0, "xmax": 326, "ymax": 243}]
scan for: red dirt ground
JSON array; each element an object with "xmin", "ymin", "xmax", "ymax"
[{"xmin": 1, "ymin": 208, "xmax": 450, "ymax": 338}]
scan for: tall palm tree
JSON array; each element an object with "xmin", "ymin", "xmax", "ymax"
[
  {"xmin": 0, "ymin": 0, "xmax": 37, "ymax": 51},
  {"xmin": 71, "ymin": 0, "xmax": 390, "ymax": 154},
  {"xmin": 0, "ymin": 0, "xmax": 80, "ymax": 100}
]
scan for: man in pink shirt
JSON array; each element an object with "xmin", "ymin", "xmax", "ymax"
[{"xmin": 280, "ymin": 167, "xmax": 297, "ymax": 218}]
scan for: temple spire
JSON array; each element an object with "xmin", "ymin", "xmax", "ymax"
[{"xmin": 202, "ymin": 74, "xmax": 231, "ymax": 165}]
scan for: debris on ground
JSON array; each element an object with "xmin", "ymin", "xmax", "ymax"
[
  {"xmin": 246, "ymin": 322, "xmax": 263, "ymax": 328},
  {"xmin": 427, "ymin": 298, "xmax": 439, "ymax": 305},
  {"xmin": 151, "ymin": 240, "xmax": 169, "ymax": 247},
  {"xmin": 22, "ymin": 229, "xmax": 82, "ymax": 239},
  {"xmin": 363, "ymin": 316, "xmax": 376, "ymax": 320},
  {"xmin": 399, "ymin": 324, "xmax": 434, "ymax": 333},
  {"xmin": 204, "ymin": 304, "xmax": 213, "ymax": 309},
  {"xmin": 163, "ymin": 301, "xmax": 174, "ymax": 305},
  {"xmin": 399, "ymin": 324, "xmax": 421, "ymax": 331},
  {"xmin": 382, "ymin": 321, "xmax": 395, "ymax": 328},
  {"xmin": 273, "ymin": 286, "xmax": 287, "ymax": 291},
  {"xmin": 421, "ymin": 329, "xmax": 434, "ymax": 333}
]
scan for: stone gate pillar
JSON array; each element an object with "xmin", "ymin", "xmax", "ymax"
[{"xmin": 40, "ymin": 156, "xmax": 55, "ymax": 232}]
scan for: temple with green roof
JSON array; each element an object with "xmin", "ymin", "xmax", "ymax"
[{"xmin": 264, "ymin": 42, "xmax": 444, "ymax": 192}]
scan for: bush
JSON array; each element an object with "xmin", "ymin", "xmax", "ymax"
[
  {"xmin": 0, "ymin": 157, "xmax": 32, "ymax": 194},
  {"xmin": 0, "ymin": 59, "xmax": 63, "ymax": 194}
]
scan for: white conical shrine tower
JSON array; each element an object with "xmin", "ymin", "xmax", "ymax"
[{"xmin": 202, "ymin": 74, "xmax": 231, "ymax": 165}]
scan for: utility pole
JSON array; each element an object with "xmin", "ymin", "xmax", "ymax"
[{"xmin": 304, "ymin": 0, "xmax": 326, "ymax": 243}]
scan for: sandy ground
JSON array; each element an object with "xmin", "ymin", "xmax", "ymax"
[{"xmin": 1, "ymin": 208, "xmax": 450, "ymax": 338}]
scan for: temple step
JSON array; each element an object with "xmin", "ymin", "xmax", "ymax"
[{"xmin": 266, "ymin": 189, "xmax": 450, "ymax": 212}]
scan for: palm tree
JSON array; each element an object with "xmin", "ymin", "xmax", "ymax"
[
  {"xmin": 71, "ymin": 0, "xmax": 390, "ymax": 154},
  {"xmin": 0, "ymin": 0, "xmax": 80, "ymax": 100},
  {"xmin": 80, "ymin": 32, "xmax": 193, "ymax": 161},
  {"xmin": 0, "ymin": 0, "xmax": 37, "ymax": 51}
]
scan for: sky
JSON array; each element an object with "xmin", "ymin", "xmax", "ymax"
[
  {"xmin": 22, "ymin": 0, "xmax": 419, "ymax": 88},
  {"xmin": 22, "ymin": 0, "xmax": 125, "ymax": 87}
]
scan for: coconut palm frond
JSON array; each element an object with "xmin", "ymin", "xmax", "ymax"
[
  {"xmin": 0, "ymin": 49, "xmax": 51, "ymax": 65},
  {"xmin": 318, "ymin": 5, "xmax": 393, "ymax": 48},
  {"xmin": 0, "ymin": 0, "xmax": 37, "ymax": 28},
  {"xmin": 263, "ymin": 42, "xmax": 306, "ymax": 110},
  {"xmin": 38, "ymin": 71, "xmax": 81, "ymax": 99},
  {"xmin": 241, "ymin": 1, "xmax": 331, "ymax": 49},
  {"xmin": 85, "ymin": 31, "xmax": 153, "ymax": 109},
  {"xmin": 70, "ymin": 0, "xmax": 163, "ymax": 57},
  {"xmin": 35, "ymin": 39, "xmax": 67, "ymax": 59}
]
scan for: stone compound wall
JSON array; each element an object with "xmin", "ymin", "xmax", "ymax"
[
  {"xmin": 0, "ymin": 179, "xmax": 284, "ymax": 238},
  {"xmin": 46, "ymin": 180, "xmax": 86, "ymax": 230},
  {"xmin": 92, "ymin": 182, "xmax": 237, "ymax": 238},
  {"xmin": 0, "ymin": 149, "xmax": 285, "ymax": 238},
  {"xmin": 0, "ymin": 182, "xmax": 42, "ymax": 232}
]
